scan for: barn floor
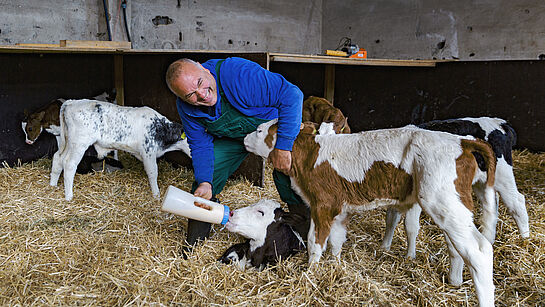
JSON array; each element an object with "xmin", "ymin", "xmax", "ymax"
[{"xmin": 0, "ymin": 150, "xmax": 544, "ymax": 306}]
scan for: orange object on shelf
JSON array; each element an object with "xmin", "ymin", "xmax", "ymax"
[{"xmin": 349, "ymin": 48, "xmax": 367, "ymax": 59}]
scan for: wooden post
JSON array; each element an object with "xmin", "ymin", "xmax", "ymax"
[
  {"xmin": 114, "ymin": 54, "xmax": 124, "ymax": 106},
  {"xmin": 324, "ymin": 64, "xmax": 335, "ymax": 103}
]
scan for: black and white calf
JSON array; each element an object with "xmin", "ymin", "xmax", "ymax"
[
  {"xmin": 381, "ymin": 117, "xmax": 529, "ymax": 263},
  {"xmin": 50, "ymin": 99, "xmax": 191, "ymax": 200},
  {"xmin": 220, "ymin": 199, "xmax": 306, "ymax": 270}
]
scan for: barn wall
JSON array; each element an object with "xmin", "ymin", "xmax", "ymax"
[
  {"xmin": 0, "ymin": 0, "xmax": 322, "ymax": 54},
  {"xmin": 2, "ymin": 1, "xmax": 544, "ymax": 60},
  {"xmin": 322, "ymin": 0, "xmax": 545, "ymax": 60},
  {"xmin": 271, "ymin": 59, "xmax": 545, "ymax": 151}
]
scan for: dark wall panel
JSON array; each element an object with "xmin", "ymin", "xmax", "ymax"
[
  {"xmin": 272, "ymin": 60, "xmax": 545, "ymax": 151},
  {"xmin": 270, "ymin": 62, "xmax": 324, "ymax": 99},
  {"xmin": 0, "ymin": 53, "xmax": 114, "ymax": 165},
  {"xmin": 333, "ymin": 60, "xmax": 545, "ymax": 150}
]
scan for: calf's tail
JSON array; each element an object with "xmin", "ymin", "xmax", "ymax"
[
  {"xmin": 57, "ymin": 102, "xmax": 69, "ymax": 157},
  {"xmin": 462, "ymin": 138, "xmax": 496, "ymax": 187}
]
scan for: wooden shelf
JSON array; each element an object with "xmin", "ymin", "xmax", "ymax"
[
  {"xmin": 0, "ymin": 45, "xmax": 268, "ymax": 55},
  {"xmin": 269, "ymin": 52, "xmax": 451, "ymax": 67}
]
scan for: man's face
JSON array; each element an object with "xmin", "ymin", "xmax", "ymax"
[{"xmin": 171, "ymin": 62, "xmax": 218, "ymax": 107}]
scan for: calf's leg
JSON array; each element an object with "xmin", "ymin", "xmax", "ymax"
[
  {"xmin": 141, "ymin": 155, "xmax": 160, "ymax": 198},
  {"xmin": 62, "ymin": 144, "xmax": 88, "ymax": 201},
  {"xmin": 404, "ymin": 204, "xmax": 422, "ymax": 259},
  {"xmin": 420, "ymin": 196, "xmax": 495, "ymax": 307},
  {"xmin": 50, "ymin": 149, "xmax": 64, "ymax": 186},
  {"xmin": 329, "ymin": 210, "xmax": 349, "ymax": 259},
  {"xmin": 495, "ymin": 160, "xmax": 529, "ymax": 238},
  {"xmin": 444, "ymin": 233, "xmax": 465, "ymax": 286},
  {"xmin": 474, "ymin": 183, "xmax": 498, "ymax": 243},
  {"xmin": 381, "ymin": 207, "xmax": 401, "ymax": 251}
]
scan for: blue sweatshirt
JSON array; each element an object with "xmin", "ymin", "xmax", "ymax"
[{"xmin": 176, "ymin": 57, "xmax": 303, "ymax": 185}]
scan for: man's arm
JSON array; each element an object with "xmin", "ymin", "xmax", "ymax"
[{"xmin": 176, "ymin": 98, "xmax": 215, "ymax": 194}]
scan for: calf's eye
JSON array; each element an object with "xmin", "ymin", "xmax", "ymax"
[{"xmin": 257, "ymin": 210, "xmax": 264, "ymax": 216}]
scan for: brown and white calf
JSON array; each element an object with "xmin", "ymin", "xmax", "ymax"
[
  {"xmin": 50, "ymin": 99, "xmax": 191, "ymax": 201},
  {"xmin": 22, "ymin": 99, "xmax": 64, "ymax": 145},
  {"xmin": 302, "ymin": 96, "xmax": 351, "ymax": 134},
  {"xmin": 382, "ymin": 117, "xmax": 528, "ymax": 265},
  {"xmin": 244, "ymin": 119, "xmax": 497, "ymax": 306},
  {"xmin": 220, "ymin": 199, "xmax": 306, "ymax": 270}
]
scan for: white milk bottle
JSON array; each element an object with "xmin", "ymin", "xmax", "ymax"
[{"xmin": 161, "ymin": 185, "xmax": 230, "ymax": 225}]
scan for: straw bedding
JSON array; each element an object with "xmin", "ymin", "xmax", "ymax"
[{"xmin": 0, "ymin": 150, "xmax": 544, "ymax": 306}]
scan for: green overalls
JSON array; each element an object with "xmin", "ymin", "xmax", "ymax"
[{"xmin": 185, "ymin": 60, "xmax": 307, "ymax": 247}]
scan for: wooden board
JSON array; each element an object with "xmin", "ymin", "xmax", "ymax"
[
  {"xmin": 60, "ymin": 40, "xmax": 132, "ymax": 49},
  {"xmin": 270, "ymin": 52, "xmax": 447, "ymax": 67},
  {"xmin": 15, "ymin": 43, "xmax": 59, "ymax": 48}
]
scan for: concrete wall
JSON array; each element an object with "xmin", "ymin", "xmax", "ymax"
[
  {"xmin": 0, "ymin": 0, "xmax": 110, "ymax": 44},
  {"xmin": 0, "ymin": 0, "xmax": 322, "ymax": 54},
  {"xmin": 2, "ymin": 0, "xmax": 544, "ymax": 60},
  {"xmin": 322, "ymin": 0, "xmax": 545, "ymax": 60}
]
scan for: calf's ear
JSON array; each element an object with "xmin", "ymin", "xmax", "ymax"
[
  {"xmin": 36, "ymin": 111, "xmax": 46, "ymax": 121},
  {"xmin": 273, "ymin": 207, "xmax": 285, "ymax": 221}
]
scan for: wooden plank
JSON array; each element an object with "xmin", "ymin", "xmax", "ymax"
[
  {"xmin": 324, "ymin": 64, "xmax": 335, "ymax": 103},
  {"xmin": 15, "ymin": 43, "xmax": 59, "ymax": 48},
  {"xmin": 60, "ymin": 40, "xmax": 132, "ymax": 49},
  {"xmin": 114, "ymin": 54, "xmax": 124, "ymax": 106},
  {"xmin": 0, "ymin": 45, "xmax": 124, "ymax": 54},
  {"xmin": 270, "ymin": 53, "xmax": 443, "ymax": 67}
]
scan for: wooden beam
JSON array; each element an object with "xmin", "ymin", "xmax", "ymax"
[
  {"xmin": 324, "ymin": 64, "xmax": 335, "ymax": 103},
  {"xmin": 15, "ymin": 43, "xmax": 59, "ymax": 48},
  {"xmin": 60, "ymin": 40, "xmax": 131, "ymax": 50}
]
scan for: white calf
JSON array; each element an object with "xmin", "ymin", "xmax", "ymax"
[
  {"xmin": 244, "ymin": 120, "xmax": 497, "ymax": 306},
  {"xmin": 50, "ymin": 99, "xmax": 191, "ymax": 200}
]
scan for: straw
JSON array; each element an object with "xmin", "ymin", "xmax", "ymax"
[{"xmin": 0, "ymin": 150, "xmax": 543, "ymax": 305}]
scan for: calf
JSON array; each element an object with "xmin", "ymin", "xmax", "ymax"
[
  {"xmin": 302, "ymin": 96, "xmax": 351, "ymax": 134},
  {"xmin": 22, "ymin": 90, "xmax": 115, "ymax": 145},
  {"xmin": 22, "ymin": 98, "xmax": 64, "ymax": 145},
  {"xmin": 50, "ymin": 99, "xmax": 191, "ymax": 201},
  {"xmin": 22, "ymin": 91, "xmax": 122, "ymax": 174},
  {"xmin": 381, "ymin": 117, "xmax": 529, "ymax": 261},
  {"xmin": 220, "ymin": 199, "xmax": 306, "ymax": 270},
  {"xmin": 244, "ymin": 120, "xmax": 497, "ymax": 306}
]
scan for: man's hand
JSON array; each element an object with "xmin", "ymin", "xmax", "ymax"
[
  {"xmin": 270, "ymin": 148, "xmax": 292, "ymax": 174},
  {"xmin": 194, "ymin": 182, "xmax": 212, "ymax": 200}
]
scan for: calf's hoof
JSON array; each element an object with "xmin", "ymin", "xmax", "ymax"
[{"xmin": 380, "ymin": 241, "xmax": 391, "ymax": 251}]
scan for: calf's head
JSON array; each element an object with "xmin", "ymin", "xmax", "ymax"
[
  {"xmin": 244, "ymin": 119, "xmax": 278, "ymax": 158},
  {"xmin": 22, "ymin": 111, "xmax": 45, "ymax": 144},
  {"xmin": 225, "ymin": 199, "xmax": 282, "ymax": 245}
]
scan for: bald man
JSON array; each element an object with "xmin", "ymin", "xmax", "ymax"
[{"xmin": 166, "ymin": 57, "xmax": 309, "ymax": 253}]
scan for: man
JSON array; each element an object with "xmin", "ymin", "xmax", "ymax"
[{"xmin": 165, "ymin": 57, "xmax": 309, "ymax": 252}]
